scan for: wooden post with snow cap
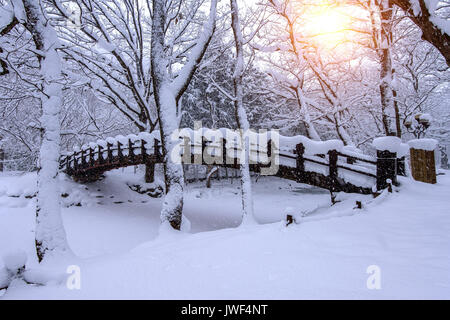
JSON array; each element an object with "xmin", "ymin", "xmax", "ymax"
[
  {"xmin": 376, "ymin": 150, "xmax": 397, "ymax": 191},
  {"xmin": 408, "ymin": 139, "xmax": 438, "ymax": 184},
  {"xmin": 373, "ymin": 137, "xmax": 400, "ymax": 191}
]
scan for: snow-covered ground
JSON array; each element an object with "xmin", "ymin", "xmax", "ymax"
[{"xmin": 0, "ymin": 167, "xmax": 449, "ymax": 299}]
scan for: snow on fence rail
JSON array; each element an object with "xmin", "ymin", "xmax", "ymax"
[{"xmin": 60, "ymin": 130, "xmax": 403, "ymax": 194}]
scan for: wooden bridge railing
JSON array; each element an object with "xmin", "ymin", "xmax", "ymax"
[{"xmin": 60, "ymin": 136, "xmax": 399, "ymax": 194}]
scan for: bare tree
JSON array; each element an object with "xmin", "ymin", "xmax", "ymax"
[
  {"xmin": 230, "ymin": 0, "xmax": 256, "ymax": 224},
  {"xmin": 151, "ymin": 0, "xmax": 218, "ymax": 230},
  {"xmin": 393, "ymin": 0, "xmax": 450, "ymax": 66},
  {"xmin": 256, "ymin": 0, "xmax": 322, "ymax": 141},
  {"xmin": 0, "ymin": 0, "xmax": 72, "ymax": 262}
]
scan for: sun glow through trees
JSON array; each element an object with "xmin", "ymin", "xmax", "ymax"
[{"xmin": 302, "ymin": 5, "xmax": 351, "ymax": 49}]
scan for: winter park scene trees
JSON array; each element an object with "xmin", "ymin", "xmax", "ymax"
[{"xmin": 0, "ymin": 0, "xmax": 449, "ymax": 300}]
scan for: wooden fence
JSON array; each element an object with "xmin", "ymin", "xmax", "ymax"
[{"xmin": 60, "ymin": 136, "xmax": 401, "ymax": 195}]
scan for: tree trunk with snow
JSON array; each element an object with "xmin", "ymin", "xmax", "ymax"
[
  {"xmin": 22, "ymin": 0, "xmax": 71, "ymax": 262},
  {"xmin": 379, "ymin": 1, "xmax": 395, "ymax": 136},
  {"xmin": 393, "ymin": 88, "xmax": 402, "ymax": 138},
  {"xmin": 151, "ymin": 1, "xmax": 184, "ymax": 230},
  {"xmin": 295, "ymin": 87, "xmax": 321, "ymax": 141},
  {"xmin": 145, "ymin": 163, "xmax": 155, "ymax": 183},
  {"xmin": 334, "ymin": 114, "xmax": 355, "ymax": 146},
  {"xmin": 230, "ymin": 0, "xmax": 256, "ymax": 225},
  {"xmin": 151, "ymin": 0, "xmax": 217, "ymax": 230}
]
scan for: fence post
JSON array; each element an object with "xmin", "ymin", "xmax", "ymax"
[
  {"xmin": 141, "ymin": 139, "xmax": 147, "ymax": 162},
  {"xmin": 81, "ymin": 149, "xmax": 87, "ymax": 168},
  {"xmin": 222, "ymin": 138, "xmax": 227, "ymax": 165},
  {"xmin": 410, "ymin": 147, "xmax": 437, "ymax": 184},
  {"xmin": 295, "ymin": 143, "xmax": 305, "ymax": 182},
  {"xmin": 201, "ymin": 138, "xmax": 207, "ymax": 166},
  {"xmin": 73, "ymin": 151, "xmax": 78, "ymax": 170},
  {"xmin": 89, "ymin": 147, "xmax": 95, "ymax": 166},
  {"xmin": 328, "ymin": 150, "xmax": 338, "ymax": 181},
  {"xmin": 0, "ymin": 147, "xmax": 4, "ymax": 172},
  {"xmin": 128, "ymin": 139, "xmax": 135, "ymax": 161},
  {"xmin": 117, "ymin": 141, "xmax": 123, "ymax": 161},
  {"xmin": 376, "ymin": 150, "xmax": 397, "ymax": 190},
  {"xmin": 267, "ymin": 139, "xmax": 272, "ymax": 164},
  {"xmin": 154, "ymin": 138, "xmax": 161, "ymax": 160},
  {"xmin": 98, "ymin": 145, "xmax": 104, "ymax": 164},
  {"xmin": 107, "ymin": 142, "xmax": 113, "ymax": 163},
  {"xmin": 65, "ymin": 156, "xmax": 71, "ymax": 173},
  {"xmin": 328, "ymin": 150, "xmax": 339, "ymax": 202}
]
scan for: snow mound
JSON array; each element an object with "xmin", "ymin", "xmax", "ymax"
[
  {"xmin": 0, "ymin": 172, "xmax": 95, "ymax": 208},
  {"xmin": 372, "ymin": 137, "xmax": 401, "ymax": 153},
  {"xmin": 2, "ymin": 251, "xmax": 27, "ymax": 272},
  {"xmin": 279, "ymin": 135, "xmax": 344, "ymax": 155},
  {"xmin": 408, "ymin": 139, "xmax": 438, "ymax": 151},
  {"xmin": 0, "ymin": 267, "xmax": 9, "ymax": 288}
]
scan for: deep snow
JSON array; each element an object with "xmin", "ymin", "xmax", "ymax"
[{"xmin": 0, "ymin": 167, "xmax": 449, "ymax": 299}]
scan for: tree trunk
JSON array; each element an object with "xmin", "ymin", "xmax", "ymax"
[
  {"xmin": 145, "ymin": 163, "xmax": 155, "ymax": 183},
  {"xmin": 150, "ymin": 0, "xmax": 217, "ymax": 230},
  {"xmin": 379, "ymin": 1, "xmax": 395, "ymax": 136},
  {"xmin": 393, "ymin": 89, "xmax": 402, "ymax": 138},
  {"xmin": 230, "ymin": 0, "xmax": 256, "ymax": 225},
  {"xmin": 295, "ymin": 87, "xmax": 320, "ymax": 141},
  {"xmin": 151, "ymin": 2, "xmax": 184, "ymax": 230},
  {"xmin": 158, "ymin": 100, "xmax": 185, "ymax": 231},
  {"xmin": 22, "ymin": 0, "xmax": 71, "ymax": 262},
  {"xmin": 334, "ymin": 114, "xmax": 354, "ymax": 146}
]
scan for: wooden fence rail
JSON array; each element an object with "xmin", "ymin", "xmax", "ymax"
[{"xmin": 60, "ymin": 137, "xmax": 399, "ymax": 195}]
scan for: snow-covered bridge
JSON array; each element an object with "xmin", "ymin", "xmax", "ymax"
[{"xmin": 60, "ymin": 130, "xmax": 403, "ymax": 195}]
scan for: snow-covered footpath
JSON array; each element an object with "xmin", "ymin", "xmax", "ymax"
[{"xmin": 0, "ymin": 168, "xmax": 449, "ymax": 299}]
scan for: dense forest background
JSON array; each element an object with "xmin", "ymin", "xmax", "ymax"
[{"xmin": 1, "ymin": 0, "xmax": 449, "ymax": 171}]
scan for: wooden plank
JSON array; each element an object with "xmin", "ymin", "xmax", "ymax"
[{"xmin": 410, "ymin": 148, "xmax": 437, "ymax": 184}]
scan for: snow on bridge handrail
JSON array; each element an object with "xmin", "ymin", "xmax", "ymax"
[
  {"xmin": 62, "ymin": 129, "xmax": 373, "ymax": 162},
  {"xmin": 60, "ymin": 130, "xmax": 410, "ymax": 193}
]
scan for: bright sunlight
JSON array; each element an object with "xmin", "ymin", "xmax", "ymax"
[{"xmin": 301, "ymin": 3, "xmax": 351, "ymax": 49}]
